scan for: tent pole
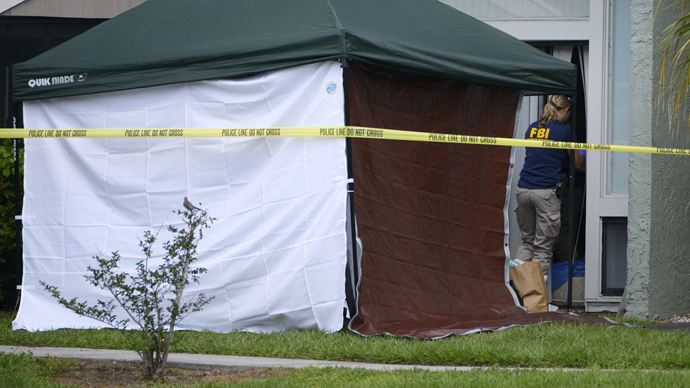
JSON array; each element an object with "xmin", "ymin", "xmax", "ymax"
[
  {"xmin": 567, "ymin": 93, "xmax": 577, "ymax": 311},
  {"xmin": 5, "ymin": 66, "xmax": 22, "ymax": 300},
  {"xmin": 342, "ymin": 58, "xmax": 359, "ymax": 320},
  {"xmin": 13, "ymin": 135, "xmax": 21, "ymax": 295}
]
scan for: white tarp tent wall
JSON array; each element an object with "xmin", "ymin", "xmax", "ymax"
[{"xmin": 16, "ymin": 62, "xmax": 349, "ymax": 332}]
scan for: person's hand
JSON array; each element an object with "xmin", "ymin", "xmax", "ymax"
[{"xmin": 574, "ymin": 150, "xmax": 585, "ymax": 172}]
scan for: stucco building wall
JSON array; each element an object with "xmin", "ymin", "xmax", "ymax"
[
  {"xmin": 2, "ymin": 0, "xmax": 146, "ymax": 18},
  {"xmin": 628, "ymin": 0, "xmax": 653, "ymax": 318},
  {"xmin": 628, "ymin": 0, "xmax": 690, "ymax": 319}
]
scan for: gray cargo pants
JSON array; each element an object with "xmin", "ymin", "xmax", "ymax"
[{"xmin": 514, "ymin": 186, "xmax": 562, "ymax": 276}]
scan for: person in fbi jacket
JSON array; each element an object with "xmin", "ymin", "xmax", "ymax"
[{"xmin": 514, "ymin": 95, "xmax": 584, "ymax": 279}]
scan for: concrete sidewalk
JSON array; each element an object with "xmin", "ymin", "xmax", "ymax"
[{"xmin": 0, "ymin": 345, "xmax": 481, "ymax": 372}]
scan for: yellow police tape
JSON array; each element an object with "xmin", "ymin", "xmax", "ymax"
[{"xmin": 1, "ymin": 126, "xmax": 689, "ymax": 155}]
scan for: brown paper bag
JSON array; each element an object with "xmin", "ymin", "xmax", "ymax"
[{"xmin": 509, "ymin": 261, "xmax": 548, "ymax": 313}]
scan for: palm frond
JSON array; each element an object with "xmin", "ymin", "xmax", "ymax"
[{"xmin": 657, "ymin": 0, "xmax": 690, "ymax": 130}]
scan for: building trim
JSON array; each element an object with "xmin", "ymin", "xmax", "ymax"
[
  {"xmin": 0, "ymin": 0, "xmax": 24, "ymax": 14},
  {"xmin": 482, "ymin": 18, "xmax": 590, "ymax": 41}
]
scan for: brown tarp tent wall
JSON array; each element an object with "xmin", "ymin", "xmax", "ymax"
[{"xmin": 347, "ymin": 63, "xmax": 611, "ymax": 338}]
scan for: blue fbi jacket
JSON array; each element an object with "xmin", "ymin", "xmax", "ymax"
[{"xmin": 517, "ymin": 120, "xmax": 571, "ymax": 190}]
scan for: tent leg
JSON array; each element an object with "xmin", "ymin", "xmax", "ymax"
[
  {"xmin": 5, "ymin": 66, "xmax": 22, "ymax": 300},
  {"xmin": 567, "ymin": 93, "xmax": 577, "ymax": 311},
  {"xmin": 13, "ymin": 137, "xmax": 21, "ymax": 294},
  {"xmin": 345, "ymin": 193, "xmax": 358, "ymax": 319},
  {"xmin": 342, "ymin": 58, "xmax": 359, "ymax": 320}
]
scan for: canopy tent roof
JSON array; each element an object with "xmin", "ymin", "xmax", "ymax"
[{"xmin": 12, "ymin": 0, "xmax": 576, "ymax": 101}]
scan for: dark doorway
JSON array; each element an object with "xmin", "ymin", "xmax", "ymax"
[{"xmin": 0, "ymin": 16, "xmax": 104, "ymax": 310}]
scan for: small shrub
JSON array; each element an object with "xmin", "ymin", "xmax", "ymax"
[{"xmin": 41, "ymin": 199, "xmax": 215, "ymax": 379}]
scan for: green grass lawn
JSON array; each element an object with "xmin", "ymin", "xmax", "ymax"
[
  {"xmin": 1, "ymin": 312, "xmax": 688, "ymax": 370},
  {"xmin": 3, "ymin": 353, "xmax": 690, "ymax": 388},
  {"xmin": 2, "ymin": 312, "xmax": 690, "ymax": 387},
  {"xmin": 222, "ymin": 367, "xmax": 690, "ymax": 388},
  {"xmin": 1, "ymin": 352, "xmax": 77, "ymax": 388}
]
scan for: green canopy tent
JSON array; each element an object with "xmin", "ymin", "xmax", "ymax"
[
  {"xmin": 12, "ymin": 0, "xmax": 575, "ymax": 100},
  {"xmin": 12, "ymin": 0, "xmax": 603, "ymax": 338}
]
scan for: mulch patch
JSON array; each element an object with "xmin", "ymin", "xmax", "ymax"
[{"xmin": 49, "ymin": 359, "xmax": 294, "ymax": 387}]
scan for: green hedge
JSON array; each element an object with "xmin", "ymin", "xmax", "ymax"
[{"xmin": 0, "ymin": 139, "xmax": 22, "ymax": 310}]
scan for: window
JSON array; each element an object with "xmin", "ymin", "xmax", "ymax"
[
  {"xmin": 601, "ymin": 217, "xmax": 627, "ymax": 296},
  {"xmin": 607, "ymin": 0, "xmax": 630, "ymax": 195}
]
